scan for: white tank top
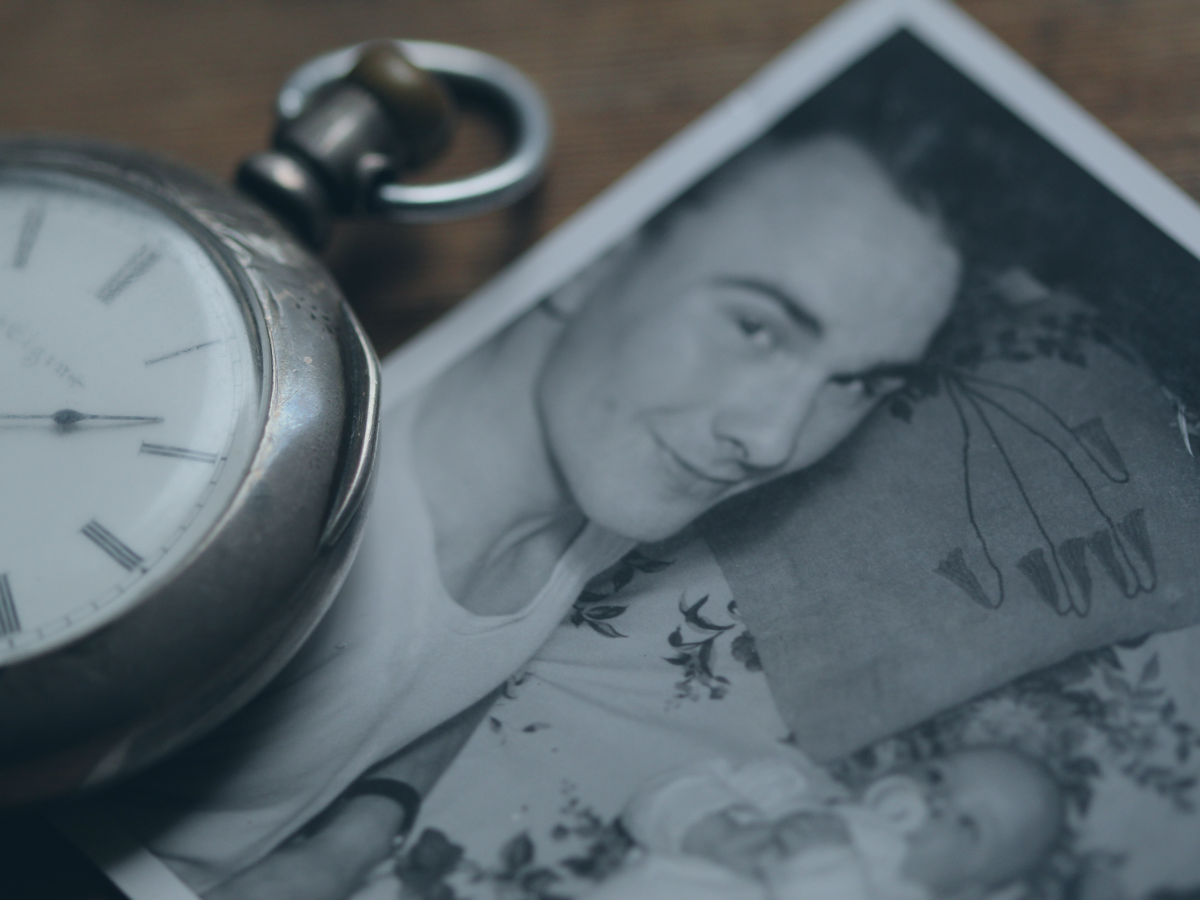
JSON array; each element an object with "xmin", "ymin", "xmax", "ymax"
[{"xmin": 107, "ymin": 387, "xmax": 633, "ymax": 893}]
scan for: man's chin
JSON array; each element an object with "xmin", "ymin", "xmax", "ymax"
[{"xmin": 579, "ymin": 495, "xmax": 708, "ymax": 545}]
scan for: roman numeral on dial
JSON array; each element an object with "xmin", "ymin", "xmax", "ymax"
[
  {"xmin": 140, "ymin": 442, "xmax": 219, "ymax": 464},
  {"xmin": 97, "ymin": 245, "xmax": 160, "ymax": 304},
  {"xmin": 144, "ymin": 340, "xmax": 219, "ymax": 366},
  {"xmin": 81, "ymin": 520, "xmax": 144, "ymax": 571},
  {"xmin": 0, "ymin": 574, "xmax": 19, "ymax": 636},
  {"xmin": 13, "ymin": 204, "xmax": 45, "ymax": 269}
]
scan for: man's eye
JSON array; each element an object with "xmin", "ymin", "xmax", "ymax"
[
  {"xmin": 833, "ymin": 374, "xmax": 906, "ymax": 400},
  {"xmin": 831, "ymin": 375, "xmax": 874, "ymax": 399},
  {"xmin": 736, "ymin": 316, "xmax": 773, "ymax": 346}
]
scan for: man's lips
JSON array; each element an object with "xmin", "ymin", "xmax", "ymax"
[{"xmin": 650, "ymin": 433, "xmax": 742, "ymax": 488}]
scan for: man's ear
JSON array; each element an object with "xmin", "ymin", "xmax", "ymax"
[{"xmin": 543, "ymin": 232, "xmax": 642, "ymax": 318}]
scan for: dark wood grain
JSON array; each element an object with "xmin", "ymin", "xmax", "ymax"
[
  {"xmin": 2, "ymin": 0, "xmax": 1198, "ymax": 356},
  {"xmin": 2, "ymin": 1, "xmax": 1198, "ymax": 896}
]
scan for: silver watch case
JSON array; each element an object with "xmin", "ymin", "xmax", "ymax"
[{"xmin": 0, "ymin": 137, "xmax": 379, "ymax": 803}]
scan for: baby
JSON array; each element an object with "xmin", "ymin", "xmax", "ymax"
[{"xmin": 588, "ymin": 747, "xmax": 1064, "ymax": 900}]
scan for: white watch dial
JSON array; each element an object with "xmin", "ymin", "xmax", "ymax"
[{"xmin": 0, "ymin": 168, "xmax": 264, "ymax": 663}]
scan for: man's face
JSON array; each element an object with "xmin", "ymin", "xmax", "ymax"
[{"xmin": 537, "ymin": 136, "xmax": 961, "ymax": 542}]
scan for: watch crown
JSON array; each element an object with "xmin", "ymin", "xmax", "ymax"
[
  {"xmin": 237, "ymin": 150, "xmax": 332, "ymax": 249},
  {"xmin": 236, "ymin": 41, "xmax": 457, "ymax": 249}
]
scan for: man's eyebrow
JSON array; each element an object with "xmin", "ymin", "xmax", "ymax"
[{"xmin": 713, "ymin": 276, "xmax": 824, "ymax": 337}]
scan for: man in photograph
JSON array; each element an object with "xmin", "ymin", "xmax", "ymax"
[{"xmin": 108, "ymin": 132, "xmax": 962, "ymax": 900}]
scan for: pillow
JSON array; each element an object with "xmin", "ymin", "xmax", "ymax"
[{"xmin": 700, "ymin": 292, "xmax": 1200, "ymax": 761}]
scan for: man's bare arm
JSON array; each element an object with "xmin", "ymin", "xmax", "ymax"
[{"xmin": 204, "ymin": 690, "xmax": 498, "ymax": 900}]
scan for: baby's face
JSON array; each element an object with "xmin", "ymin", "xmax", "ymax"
[{"xmin": 883, "ymin": 749, "xmax": 1063, "ymax": 897}]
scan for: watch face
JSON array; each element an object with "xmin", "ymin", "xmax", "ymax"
[{"xmin": 0, "ymin": 167, "xmax": 265, "ymax": 663}]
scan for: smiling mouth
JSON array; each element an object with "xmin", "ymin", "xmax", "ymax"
[{"xmin": 651, "ymin": 433, "xmax": 741, "ymax": 489}]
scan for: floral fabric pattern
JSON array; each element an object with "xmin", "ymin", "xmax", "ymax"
[
  {"xmin": 357, "ymin": 533, "xmax": 1200, "ymax": 900},
  {"xmin": 377, "ymin": 530, "xmax": 800, "ymax": 900}
]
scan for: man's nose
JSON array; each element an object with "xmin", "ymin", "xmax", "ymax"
[{"xmin": 712, "ymin": 377, "xmax": 820, "ymax": 471}]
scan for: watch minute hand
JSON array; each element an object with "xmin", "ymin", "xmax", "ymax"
[{"xmin": 0, "ymin": 409, "xmax": 163, "ymax": 427}]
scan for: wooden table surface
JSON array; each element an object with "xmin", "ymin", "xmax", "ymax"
[{"xmin": 2, "ymin": 0, "xmax": 1198, "ymax": 897}]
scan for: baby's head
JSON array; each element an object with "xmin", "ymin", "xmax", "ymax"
[{"xmin": 871, "ymin": 746, "xmax": 1065, "ymax": 899}]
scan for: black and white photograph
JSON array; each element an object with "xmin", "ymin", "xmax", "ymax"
[{"xmin": 33, "ymin": 1, "xmax": 1200, "ymax": 899}]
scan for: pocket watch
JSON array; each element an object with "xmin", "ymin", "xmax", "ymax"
[{"xmin": 0, "ymin": 40, "xmax": 550, "ymax": 803}]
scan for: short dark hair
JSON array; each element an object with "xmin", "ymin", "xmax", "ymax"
[{"xmin": 647, "ymin": 29, "xmax": 1200, "ymax": 407}]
